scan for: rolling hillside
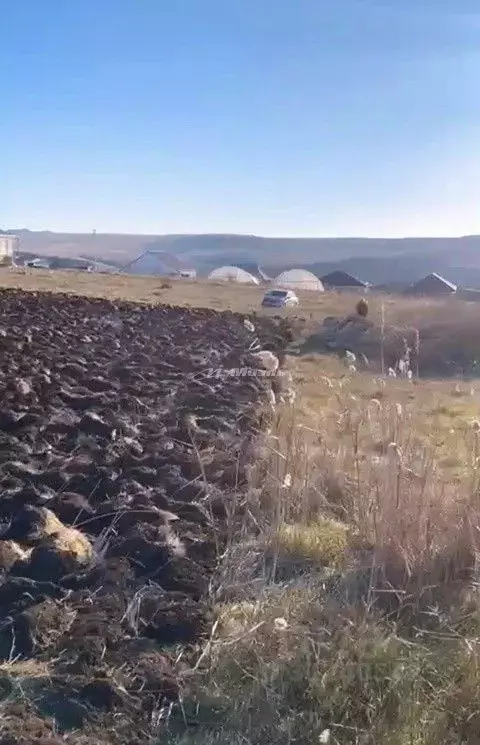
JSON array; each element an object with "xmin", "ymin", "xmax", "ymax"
[{"xmin": 8, "ymin": 229, "xmax": 480, "ymax": 286}]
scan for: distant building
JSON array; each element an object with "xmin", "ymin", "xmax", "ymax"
[
  {"xmin": 179, "ymin": 270, "xmax": 196, "ymax": 279},
  {"xmin": 257, "ymin": 266, "xmax": 273, "ymax": 282},
  {"xmin": 234, "ymin": 263, "xmax": 272, "ymax": 283},
  {"xmin": 273, "ymin": 268, "xmax": 324, "ymax": 292},
  {"xmin": 49, "ymin": 257, "xmax": 94, "ymax": 271},
  {"xmin": 321, "ymin": 270, "xmax": 369, "ymax": 291},
  {"xmin": 0, "ymin": 233, "xmax": 19, "ymax": 265},
  {"xmin": 122, "ymin": 247, "xmax": 195, "ymax": 278},
  {"xmin": 407, "ymin": 272, "xmax": 457, "ymax": 296},
  {"xmin": 208, "ymin": 266, "xmax": 259, "ymax": 284},
  {"xmin": 25, "ymin": 257, "xmax": 51, "ymax": 269}
]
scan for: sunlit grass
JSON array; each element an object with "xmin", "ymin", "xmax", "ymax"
[
  {"xmin": 162, "ymin": 349, "xmax": 480, "ymax": 745},
  {"xmin": 274, "ymin": 518, "xmax": 349, "ymax": 568}
]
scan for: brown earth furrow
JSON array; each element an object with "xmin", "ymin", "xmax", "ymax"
[{"xmin": 0, "ymin": 288, "xmax": 289, "ymax": 744}]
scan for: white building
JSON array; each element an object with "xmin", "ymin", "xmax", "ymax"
[
  {"xmin": 122, "ymin": 248, "xmax": 196, "ymax": 278},
  {"xmin": 273, "ymin": 268, "xmax": 324, "ymax": 292},
  {"xmin": 208, "ymin": 266, "xmax": 260, "ymax": 284},
  {"xmin": 0, "ymin": 233, "xmax": 19, "ymax": 264}
]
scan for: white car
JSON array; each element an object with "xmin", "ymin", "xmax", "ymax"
[{"xmin": 261, "ymin": 289, "xmax": 299, "ymax": 308}]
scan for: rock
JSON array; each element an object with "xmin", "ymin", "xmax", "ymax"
[
  {"xmin": 15, "ymin": 378, "xmax": 34, "ymax": 398},
  {"xmin": 251, "ymin": 350, "xmax": 279, "ymax": 372},
  {"xmin": 5, "ymin": 507, "xmax": 93, "ymax": 579},
  {"xmin": 2, "ymin": 506, "xmax": 64, "ymax": 543},
  {"xmin": 12, "ymin": 531, "xmax": 93, "ymax": 582},
  {"xmin": 0, "ymin": 540, "xmax": 32, "ymax": 572},
  {"xmin": 78, "ymin": 412, "xmax": 116, "ymax": 439}
]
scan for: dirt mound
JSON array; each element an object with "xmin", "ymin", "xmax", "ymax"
[
  {"xmin": 0, "ymin": 289, "xmax": 289, "ymax": 743},
  {"xmin": 298, "ymin": 314, "xmax": 419, "ymax": 370}
]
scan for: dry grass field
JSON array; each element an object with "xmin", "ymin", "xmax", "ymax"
[
  {"xmin": 3, "ymin": 265, "xmax": 480, "ymax": 375},
  {"xmin": 165, "ymin": 361, "xmax": 480, "ymax": 745},
  {"xmin": 3, "ymin": 268, "xmax": 480, "ymax": 743},
  {"xmin": 0, "ymin": 266, "xmax": 473, "ymax": 321}
]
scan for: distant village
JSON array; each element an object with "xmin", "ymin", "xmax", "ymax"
[{"xmin": 1, "ymin": 231, "xmax": 477, "ymax": 299}]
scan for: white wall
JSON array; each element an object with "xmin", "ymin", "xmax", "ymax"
[{"xmin": 0, "ymin": 235, "xmax": 18, "ymax": 262}]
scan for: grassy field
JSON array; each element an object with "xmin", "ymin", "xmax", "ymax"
[
  {"xmin": 0, "ymin": 266, "xmax": 474, "ymax": 324},
  {"xmin": 3, "ymin": 268, "xmax": 480, "ymax": 743},
  {"xmin": 4, "ymin": 266, "xmax": 480, "ymax": 375},
  {"xmin": 164, "ymin": 359, "xmax": 480, "ymax": 745}
]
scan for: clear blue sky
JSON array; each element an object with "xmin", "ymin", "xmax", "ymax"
[{"xmin": 1, "ymin": 0, "xmax": 479, "ymax": 237}]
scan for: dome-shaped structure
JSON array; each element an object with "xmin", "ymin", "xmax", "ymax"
[
  {"xmin": 208, "ymin": 266, "xmax": 259, "ymax": 285},
  {"xmin": 122, "ymin": 248, "xmax": 195, "ymax": 278},
  {"xmin": 273, "ymin": 268, "xmax": 324, "ymax": 292}
]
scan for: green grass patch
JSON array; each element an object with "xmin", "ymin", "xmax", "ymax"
[{"xmin": 275, "ymin": 518, "xmax": 349, "ymax": 568}]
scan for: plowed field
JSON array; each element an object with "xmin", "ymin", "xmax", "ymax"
[{"xmin": 0, "ymin": 289, "xmax": 289, "ymax": 744}]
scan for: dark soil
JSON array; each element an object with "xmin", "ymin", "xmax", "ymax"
[{"xmin": 0, "ymin": 288, "xmax": 290, "ymax": 744}]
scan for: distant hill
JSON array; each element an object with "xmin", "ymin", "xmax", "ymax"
[
  {"xmin": 8, "ymin": 229, "xmax": 480, "ymax": 287},
  {"xmin": 262, "ymin": 254, "xmax": 480, "ymax": 289}
]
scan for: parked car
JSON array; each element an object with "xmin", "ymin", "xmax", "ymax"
[{"xmin": 261, "ymin": 289, "xmax": 299, "ymax": 308}]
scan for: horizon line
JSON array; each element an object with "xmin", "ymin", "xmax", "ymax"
[{"xmin": 7, "ymin": 228, "xmax": 480, "ymax": 241}]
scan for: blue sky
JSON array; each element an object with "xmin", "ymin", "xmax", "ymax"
[{"xmin": 1, "ymin": 0, "xmax": 479, "ymax": 237}]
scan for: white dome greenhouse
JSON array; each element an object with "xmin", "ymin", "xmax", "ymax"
[
  {"xmin": 273, "ymin": 269, "xmax": 324, "ymax": 292},
  {"xmin": 208, "ymin": 266, "xmax": 260, "ymax": 285}
]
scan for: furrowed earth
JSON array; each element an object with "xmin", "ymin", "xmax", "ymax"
[{"xmin": 0, "ymin": 288, "xmax": 290, "ymax": 744}]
